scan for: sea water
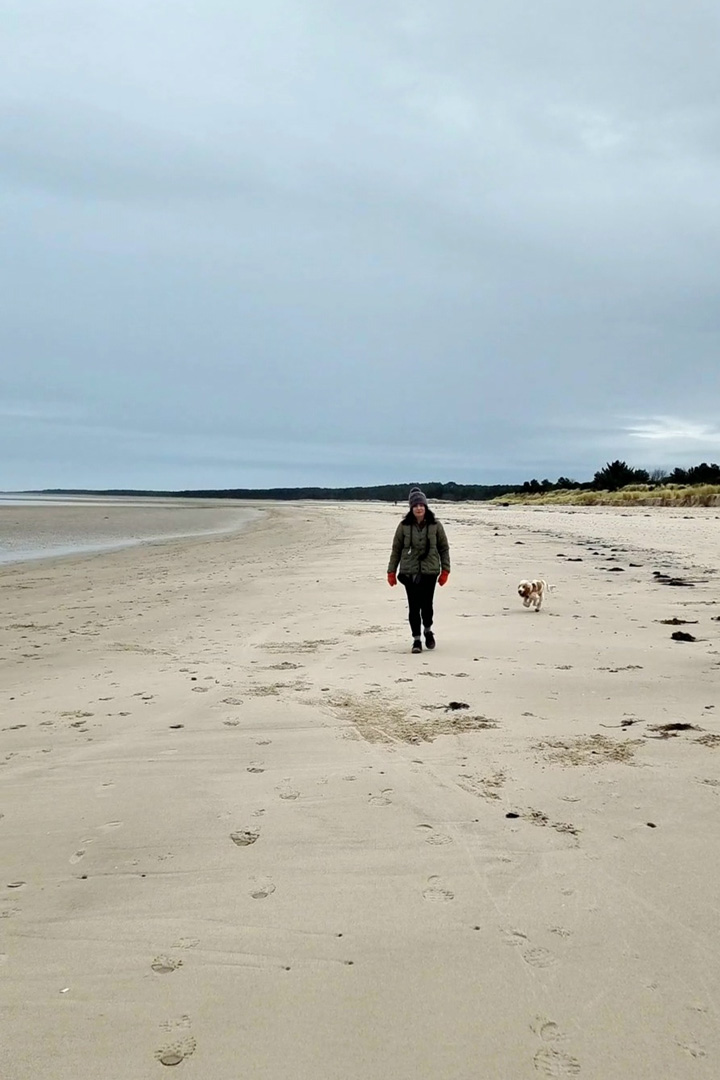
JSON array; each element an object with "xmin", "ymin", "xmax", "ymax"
[{"xmin": 0, "ymin": 494, "xmax": 260, "ymax": 566}]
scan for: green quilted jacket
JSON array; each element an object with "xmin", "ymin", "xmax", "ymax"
[{"xmin": 387, "ymin": 517, "xmax": 451, "ymax": 577}]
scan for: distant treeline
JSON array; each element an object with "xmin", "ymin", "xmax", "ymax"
[
  {"xmin": 521, "ymin": 460, "xmax": 720, "ymax": 494},
  {"xmin": 32, "ymin": 461, "xmax": 720, "ymax": 502},
  {"xmin": 36, "ymin": 481, "xmax": 523, "ymax": 502}
]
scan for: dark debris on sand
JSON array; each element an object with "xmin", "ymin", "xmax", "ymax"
[
  {"xmin": 653, "ymin": 571, "xmax": 708, "ymax": 587},
  {"xmin": 646, "ymin": 722, "xmax": 701, "ymax": 739}
]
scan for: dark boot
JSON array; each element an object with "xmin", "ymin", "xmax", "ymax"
[
  {"xmin": 424, "ymin": 629, "xmax": 435, "ymax": 650},
  {"xmin": 411, "ymin": 638, "xmax": 422, "ymax": 654}
]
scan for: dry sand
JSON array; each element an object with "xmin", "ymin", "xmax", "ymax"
[{"xmin": 1, "ymin": 500, "xmax": 719, "ymax": 1079}]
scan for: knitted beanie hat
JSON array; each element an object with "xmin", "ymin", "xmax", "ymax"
[{"xmin": 408, "ymin": 487, "xmax": 428, "ymax": 508}]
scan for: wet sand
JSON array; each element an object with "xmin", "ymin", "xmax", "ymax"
[
  {"xmin": 0, "ymin": 496, "xmax": 259, "ymax": 564},
  {"xmin": 1, "ymin": 501, "xmax": 719, "ymax": 1079}
]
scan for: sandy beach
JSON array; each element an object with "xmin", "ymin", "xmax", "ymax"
[{"xmin": 1, "ymin": 499, "xmax": 719, "ymax": 1079}]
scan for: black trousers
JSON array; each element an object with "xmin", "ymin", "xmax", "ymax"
[{"xmin": 399, "ymin": 573, "xmax": 438, "ymax": 637}]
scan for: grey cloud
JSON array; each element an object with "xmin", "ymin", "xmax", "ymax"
[
  {"xmin": 0, "ymin": 103, "xmax": 271, "ymax": 202},
  {"xmin": 1, "ymin": 1, "xmax": 719, "ymax": 489}
]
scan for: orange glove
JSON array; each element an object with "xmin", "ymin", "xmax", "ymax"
[
  {"xmin": 438, "ymin": 570, "xmax": 449, "ymax": 586},
  {"xmin": 387, "ymin": 572, "xmax": 397, "ymax": 587}
]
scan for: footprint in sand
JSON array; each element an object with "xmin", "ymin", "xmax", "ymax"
[
  {"xmin": 416, "ymin": 824, "xmax": 453, "ymax": 845},
  {"xmin": 230, "ymin": 829, "xmax": 259, "ymax": 847},
  {"xmin": 172, "ymin": 938, "xmax": 199, "ymax": 950},
  {"xmin": 96, "ymin": 821, "xmax": 123, "ymax": 833},
  {"xmin": 276, "ymin": 784, "xmax": 299, "ymax": 801},
  {"xmin": 249, "ymin": 876, "xmax": 276, "ymax": 899},
  {"xmin": 523, "ymin": 946, "xmax": 558, "ymax": 969},
  {"xmin": 247, "ymin": 762, "xmax": 265, "ymax": 774},
  {"xmin": 504, "ymin": 929, "xmax": 558, "ymax": 972},
  {"xmin": 533, "ymin": 1048, "xmax": 581, "ymax": 1075},
  {"xmin": 69, "ymin": 849, "xmax": 86, "ymax": 865},
  {"xmin": 155, "ymin": 1015, "xmax": 196, "ymax": 1066},
  {"xmin": 422, "ymin": 875, "xmax": 454, "ymax": 903},
  {"xmin": 503, "ymin": 929, "xmax": 529, "ymax": 947},
  {"xmin": 538, "ymin": 1023, "xmax": 563, "ymax": 1046},
  {"xmin": 151, "ymin": 955, "xmax": 183, "ymax": 974},
  {"xmin": 531, "ymin": 1017, "xmax": 567, "ymax": 1044},
  {"xmin": 677, "ymin": 1040, "xmax": 707, "ymax": 1058},
  {"xmin": 368, "ymin": 789, "xmax": 393, "ymax": 806}
]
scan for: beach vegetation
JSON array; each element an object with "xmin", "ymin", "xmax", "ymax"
[{"xmin": 494, "ymin": 483, "xmax": 720, "ymax": 507}]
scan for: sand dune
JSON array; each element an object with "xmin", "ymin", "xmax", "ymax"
[{"xmin": 1, "ymin": 500, "xmax": 719, "ymax": 1079}]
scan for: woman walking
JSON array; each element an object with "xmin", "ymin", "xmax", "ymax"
[{"xmin": 387, "ymin": 488, "xmax": 451, "ymax": 653}]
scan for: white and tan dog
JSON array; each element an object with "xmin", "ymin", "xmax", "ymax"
[{"xmin": 518, "ymin": 579, "xmax": 548, "ymax": 611}]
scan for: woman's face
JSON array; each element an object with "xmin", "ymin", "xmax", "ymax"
[{"xmin": 412, "ymin": 503, "xmax": 426, "ymax": 522}]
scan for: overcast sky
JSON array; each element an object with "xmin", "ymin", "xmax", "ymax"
[{"xmin": 2, "ymin": 1, "xmax": 719, "ymax": 490}]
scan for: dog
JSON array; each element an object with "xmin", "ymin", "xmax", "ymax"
[{"xmin": 518, "ymin": 579, "xmax": 548, "ymax": 611}]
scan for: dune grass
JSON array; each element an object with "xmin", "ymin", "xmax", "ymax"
[{"xmin": 493, "ymin": 484, "xmax": 720, "ymax": 507}]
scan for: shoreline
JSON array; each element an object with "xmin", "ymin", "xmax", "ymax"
[
  {"xmin": 0, "ymin": 496, "xmax": 263, "ymax": 567},
  {"xmin": 2, "ymin": 501, "xmax": 719, "ymax": 1079}
]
